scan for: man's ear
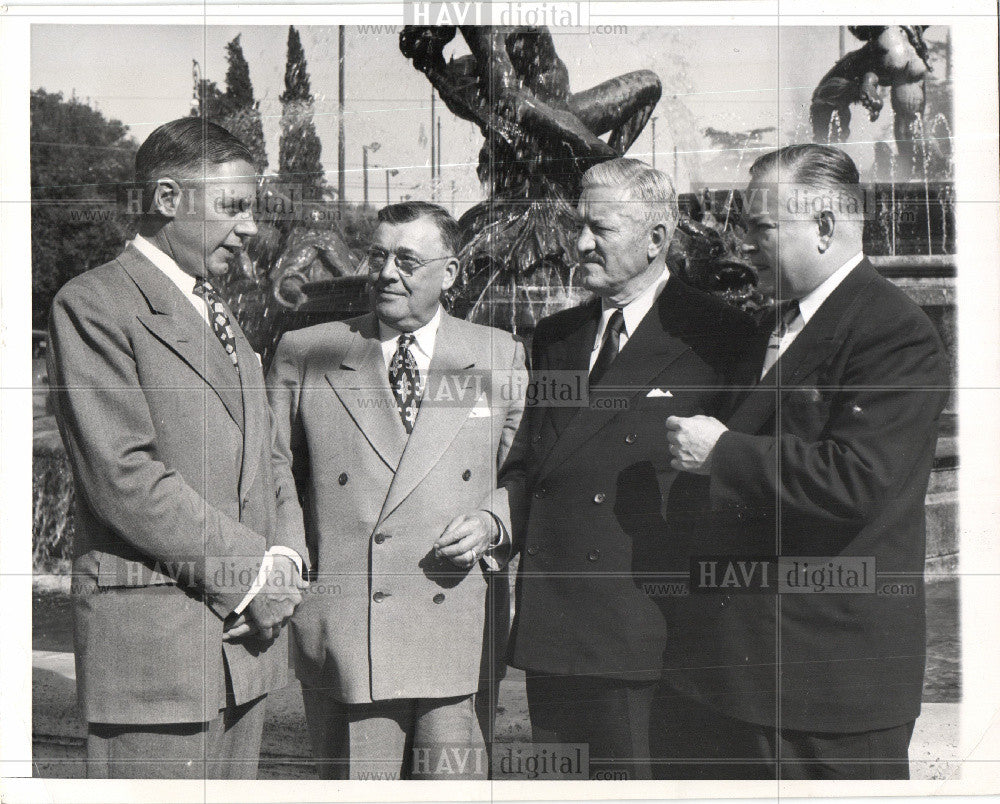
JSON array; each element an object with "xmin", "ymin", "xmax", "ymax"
[
  {"xmin": 151, "ymin": 178, "xmax": 183, "ymax": 218},
  {"xmin": 440, "ymin": 256, "xmax": 460, "ymax": 293},
  {"xmin": 647, "ymin": 221, "xmax": 669, "ymax": 261},
  {"xmin": 816, "ymin": 209, "xmax": 835, "ymax": 253}
]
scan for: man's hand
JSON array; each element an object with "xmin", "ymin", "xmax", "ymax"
[
  {"xmin": 434, "ymin": 511, "xmax": 497, "ymax": 569},
  {"xmin": 665, "ymin": 415, "xmax": 728, "ymax": 475},
  {"xmin": 225, "ymin": 554, "xmax": 307, "ymax": 642}
]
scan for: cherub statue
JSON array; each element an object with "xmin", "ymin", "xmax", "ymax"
[{"xmin": 810, "ymin": 26, "xmax": 932, "ymax": 177}]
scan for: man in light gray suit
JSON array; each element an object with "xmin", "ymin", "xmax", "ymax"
[
  {"xmin": 47, "ymin": 118, "xmax": 308, "ymax": 778},
  {"xmin": 267, "ymin": 201, "xmax": 526, "ymax": 780}
]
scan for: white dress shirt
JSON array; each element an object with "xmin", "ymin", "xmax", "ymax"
[
  {"xmin": 378, "ymin": 305, "xmax": 443, "ymax": 373},
  {"xmin": 590, "ymin": 267, "xmax": 670, "ymax": 370},
  {"xmin": 129, "ymin": 235, "xmax": 303, "ymax": 615},
  {"xmin": 762, "ymin": 251, "xmax": 864, "ymax": 378}
]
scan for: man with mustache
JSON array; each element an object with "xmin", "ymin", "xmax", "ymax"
[
  {"xmin": 47, "ymin": 118, "xmax": 308, "ymax": 778},
  {"xmin": 501, "ymin": 158, "xmax": 755, "ymax": 779}
]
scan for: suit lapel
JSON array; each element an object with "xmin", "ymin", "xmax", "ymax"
[
  {"xmin": 547, "ymin": 298, "xmax": 599, "ymax": 435},
  {"xmin": 379, "ymin": 314, "xmax": 480, "ymax": 522},
  {"xmin": 326, "ymin": 314, "xmax": 408, "ymax": 471},
  {"xmin": 535, "ymin": 282, "xmax": 692, "ymax": 482},
  {"xmin": 234, "ymin": 326, "xmax": 264, "ymax": 501},
  {"xmin": 727, "ymin": 260, "xmax": 876, "ymax": 434},
  {"xmin": 123, "ymin": 247, "xmax": 245, "ymax": 431}
]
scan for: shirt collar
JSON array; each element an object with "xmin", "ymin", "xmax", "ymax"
[
  {"xmin": 379, "ymin": 305, "xmax": 443, "ymax": 359},
  {"xmin": 131, "ymin": 234, "xmax": 199, "ymax": 296},
  {"xmin": 797, "ymin": 252, "xmax": 864, "ymax": 325},
  {"xmin": 600, "ymin": 266, "xmax": 670, "ymax": 339}
]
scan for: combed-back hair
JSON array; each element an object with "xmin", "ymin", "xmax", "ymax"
[
  {"xmin": 749, "ymin": 143, "xmax": 865, "ymax": 213},
  {"xmin": 377, "ymin": 200, "xmax": 462, "ymax": 255},
  {"xmin": 580, "ymin": 157, "xmax": 678, "ymax": 229},
  {"xmin": 134, "ymin": 117, "xmax": 255, "ymax": 212}
]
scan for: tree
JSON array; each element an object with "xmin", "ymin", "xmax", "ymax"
[
  {"xmin": 278, "ymin": 26, "xmax": 327, "ymax": 202},
  {"xmin": 191, "ymin": 78, "xmax": 230, "ymax": 120},
  {"xmin": 222, "ymin": 35, "xmax": 268, "ymax": 171},
  {"xmin": 31, "ymin": 89, "xmax": 137, "ymax": 328}
]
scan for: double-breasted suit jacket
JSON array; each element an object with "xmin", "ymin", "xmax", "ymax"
[
  {"xmin": 663, "ymin": 259, "xmax": 951, "ymax": 733},
  {"xmin": 267, "ymin": 311, "xmax": 527, "ymax": 703},
  {"xmin": 47, "ymin": 245, "xmax": 305, "ymax": 724},
  {"xmin": 502, "ymin": 277, "xmax": 755, "ymax": 681}
]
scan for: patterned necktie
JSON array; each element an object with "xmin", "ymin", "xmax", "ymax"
[
  {"xmin": 760, "ymin": 299, "xmax": 800, "ymax": 378},
  {"xmin": 389, "ymin": 333, "xmax": 422, "ymax": 433},
  {"xmin": 590, "ymin": 308, "xmax": 626, "ymax": 386},
  {"xmin": 193, "ymin": 277, "xmax": 240, "ymax": 372}
]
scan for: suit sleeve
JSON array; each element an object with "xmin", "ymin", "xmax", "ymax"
[
  {"xmin": 478, "ymin": 337, "xmax": 528, "ymax": 571},
  {"xmin": 47, "ymin": 284, "xmax": 263, "ymax": 618},
  {"xmin": 709, "ymin": 315, "xmax": 949, "ymax": 540},
  {"xmin": 266, "ymin": 333, "xmax": 310, "ymax": 572}
]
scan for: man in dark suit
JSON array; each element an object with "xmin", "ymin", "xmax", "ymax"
[
  {"xmin": 47, "ymin": 118, "xmax": 308, "ymax": 778},
  {"xmin": 663, "ymin": 144, "xmax": 950, "ymax": 779},
  {"xmin": 501, "ymin": 158, "xmax": 755, "ymax": 779}
]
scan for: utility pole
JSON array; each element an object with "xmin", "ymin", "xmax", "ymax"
[
  {"xmin": 338, "ymin": 26, "xmax": 346, "ymax": 215},
  {"xmin": 650, "ymin": 117, "xmax": 658, "ymax": 169},
  {"xmin": 362, "ymin": 142, "xmax": 380, "ymax": 208},
  {"xmin": 430, "ymin": 89, "xmax": 437, "ymax": 201}
]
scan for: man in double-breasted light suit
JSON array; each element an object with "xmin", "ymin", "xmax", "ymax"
[{"xmin": 267, "ymin": 201, "xmax": 526, "ymax": 779}]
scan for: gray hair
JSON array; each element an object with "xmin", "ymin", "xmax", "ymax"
[{"xmin": 580, "ymin": 158, "xmax": 678, "ymax": 230}]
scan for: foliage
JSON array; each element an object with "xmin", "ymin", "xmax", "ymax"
[
  {"xmin": 31, "ymin": 89, "xmax": 137, "ymax": 329},
  {"xmin": 33, "ymin": 450, "xmax": 76, "ymax": 570},
  {"xmin": 278, "ymin": 26, "xmax": 328, "ymax": 202}
]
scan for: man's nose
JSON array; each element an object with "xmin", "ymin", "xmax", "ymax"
[
  {"xmin": 577, "ymin": 224, "xmax": 595, "ymax": 254},
  {"xmin": 236, "ymin": 214, "xmax": 258, "ymax": 238}
]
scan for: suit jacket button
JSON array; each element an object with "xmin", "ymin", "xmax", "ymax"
[
  {"xmin": 462, "ymin": 469, "xmax": 472, "ymax": 481},
  {"xmin": 338, "ymin": 472, "xmax": 348, "ymax": 485},
  {"xmin": 593, "ymin": 492, "xmax": 606, "ymax": 504},
  {"xmin": 433, "ymin": 593, "xmax": 445, "ymax": 604},
  {"xmin": 373, "ymin": 591, "xmax": 388, "ymax": 603},
  {"xmin": 526, "ymin": 546, "xmax": 539, "ymax": 556},
  {"xmin": 625, "ymin": 433, "xmax": 637, "ymax": 444},
  {"xmin": 374, "ymin": 532, "xmax": 388, "ymax": 545},
  {"xmin": 534, "ymin": 486, "xmax": 547, "ymax": 499},
  {"xmin": 587, "ymin": 549, "xmax": 601, "ymax": 562},
  {"xmin": 532, "ymin": 433, "xmax": 542, "ymax": 443}
]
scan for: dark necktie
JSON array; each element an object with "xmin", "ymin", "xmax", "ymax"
[
  {"xmin": 389, "ymin": 333, "xmax": 421, "ymax": 433},
  {"xmin": 193, "ymin": 278, "xmax": 240, "ymax": 373},
  {"xmin": 590, "ymin": 308, "xmax": 625, "ymax": 386},
  {"xmin": 760, "ymin": 299, "xmax": 800, "ymax": 378}
]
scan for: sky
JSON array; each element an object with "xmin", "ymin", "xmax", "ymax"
[{"xmin": 31, "ymin": 24, "xmax": 949, "ymax": 213}]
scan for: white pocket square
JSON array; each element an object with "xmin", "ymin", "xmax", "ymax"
[
  {"xmin": 468, "ymin": 394, "xmax": 493, "ymax": 417},
  {"xmin": 646, "ymin": 388, "xmax": 674, "ymax": 398}
]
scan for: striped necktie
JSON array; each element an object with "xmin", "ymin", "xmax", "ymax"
[{"xmin": 760, "ymin": 299, "xmax": 800, "ymax": 379}]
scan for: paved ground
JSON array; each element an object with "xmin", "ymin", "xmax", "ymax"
[{"xmin": 29, "ymin": 577, "xmax": 961, "ymax": 780}]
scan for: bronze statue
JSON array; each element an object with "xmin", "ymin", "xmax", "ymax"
[
  {"xmin": 810, "ymin": 26, "xmax": 931, "ymax": 177},
  {"xmin": 400, "ymin": 25, "xmax": 661, "ymax": 198}
]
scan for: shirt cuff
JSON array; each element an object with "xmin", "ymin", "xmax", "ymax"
[
  {"xmin": 231, "ymin": 547, "xmax": 304, "ymax": 615},
  {"xmin": 232, "ymin": 552, "xmax": 272, "ymax": 616},
  {"xmin": 483, "ymin": 510, "xmax": 508, "ymax": 551}
]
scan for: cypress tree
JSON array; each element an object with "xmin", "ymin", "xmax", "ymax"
[{"xmin": 278, "ymin": 26, "xmax": 326, "ymax": 201}]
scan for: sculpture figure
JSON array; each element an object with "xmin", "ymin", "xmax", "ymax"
[{"xmin": 810, "ymin": 26, "xmax": 932, "ymax": 177}]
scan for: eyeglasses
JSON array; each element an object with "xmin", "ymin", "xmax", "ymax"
[{"xmin": 362, "ymin": 246, "xmax": 453, "ymax": 277}]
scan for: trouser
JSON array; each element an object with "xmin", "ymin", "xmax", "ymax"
[
  {"xmin": 86, "ymin": 693, "xmax": 267, "ymax": 779},
  {"xmin": 300, "ymin": 681, "xmax": 494, "ymax": 780},
  {"xmin": 654, "ymin": 692, "xmax": 914, "ymax": 780},
  {"xmin": 525, "ymin": 671, "xmax": 658, "ymax": 780}
]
